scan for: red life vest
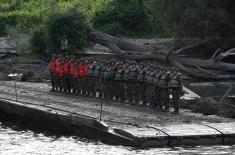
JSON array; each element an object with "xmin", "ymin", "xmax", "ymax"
[
  {"xmin": 69, "ymin": 61, "xmax": 75, "ymax": 75},
  {"xmin": 49, "ymin": 59, "xmax": 56, "ymax": 73},
  {"xmin": 59, "ymin": 64, "xmax": 64, "ymax": 77},
  {"xmin": 55, "ymin": 59, "xmax": 61, "ymax": 75},
  {"xmin": 83, "ymin": 64, "xmax": 89, "ymax": 76},
  {"xmin": 73, "ymin": 66, "xmax": 80, "ymax": 78},
  {"xmin": 79, "ymin": 64, "xmax": 85, "ymax": 77},
  {"xmin": 63, "ymin": 61, "xmax": 70, "ymax": 75}
]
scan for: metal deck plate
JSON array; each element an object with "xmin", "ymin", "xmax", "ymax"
[
  {"xmin": 204, "ymin": 123, "xmax": 235, "ymax": 135},
  {"xmin": 158, "ymin": 124, "xmax": 221, "ymax": 137},
  {"xmin": 121, "ymin": 127, "xmax": 167, "ymax": 138}
]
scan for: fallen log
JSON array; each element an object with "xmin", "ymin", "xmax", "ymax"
[{"xmin": 89, "ymin": 31, "xmax": 235, "ymax": 79}]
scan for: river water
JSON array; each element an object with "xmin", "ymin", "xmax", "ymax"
[{"xmin": 0, "ymin": 120, "xmax": 235, "ymax": 155}]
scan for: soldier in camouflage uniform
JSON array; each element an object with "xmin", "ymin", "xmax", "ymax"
[
  {"xmin": 153, "ymin": 65, "xmax": 161, "ymax": 108},
  {"xmin": 169, "ymin": 67, "xmax": 183, "ymax": 114},
  {"xmin": 99, "ymin": 61, "xmax": 106, "ymax": 98},
  {"xmin": 137, "ymin": 62, "xmax": 146, "ymax": 104},
  {"xmin": 115, "ymin": 62, "xmax": 125, "ymax": 102},
  {"xmin": 88, "ymin": 60, "xmax": 96, "ymax": 97},
  {"xmin": 103, "ymin": 61, "xmax": 111, "ymax": 99},
  {"xmin": 123, "ymin": 63, "xmax": 130, "ymax": 102},
  {"xmin": 146, "ymin": 64, "xmax": 156, "ymax": 105},
  {"xmin": 158, "ymin": 67, "xmax": 170, "ymax": 111},
  {"xmin": 128, "ymin": 61, "xmax": 138, "ymax": 103},
  {"xmin": 94, "ymin": 61, "xmax": 101, "ymax": 98},
  {"xmin": 109, "ymin": 60, "xmax": 118, "ymax": 100}
]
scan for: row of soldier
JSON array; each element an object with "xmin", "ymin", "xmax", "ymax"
[{"xmin": 49, "ymin": 55, "xmax": 184, "ymax": 114}]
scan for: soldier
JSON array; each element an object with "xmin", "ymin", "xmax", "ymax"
[
  {"xmin": 137, "ymin": 62, "xmax": 146, "ymax": 104},
  {"xmin": 109, "ymin": 60, "xmax": 118, "ymax": 100},
  {"xmin": 94, "ymin": 61, "xmax": 102, "ymax": 98},
  {"xmin": 83, "ymin": 59, "xmax": 89, "ymax": 96},
  {"xmin": 88, "ymin": 59, "xmax": 96, "ymax": 97},
  {"xmin": 58, "ymin": 58, "xmax": 65, "ymax": 92},
  {"xmin": 79, "ymin": 58, "xmax": 85, "ymax": 95},
  {"xmin": 99, "ymin": 61, "xmax": 106, "ymax": 98},
  {"xmin": 158, "ymin": 67, "xmax": 170, "ymax": 112},
  {"xmin": 115, "ymin": 62, "xmax": 125, "ymax": 102},
  {"xmin": 123, "ymin": 63, "xmax": 130, "ymax": 102},
  {"xmin": 62, "ymin": 56, "xmax": 70, "ymax": 92},
  {"xmin": 49, "ymin": 54, "xmax": 56, "ymax": 91},
  {"xmin": 54, "ymin": 55, "xmax": 62, "ymax": 91},
  {"xmin": 169, "ymin": 67, "xmax": 183, "ymax": 114},
  {"xmin": 146, "ymin": 64, "xmax": 155, "ymax": 106},
  {"xmin": 103, "ymin": 61, "xmax": 112, "ymax": 99},
  {"xmin": 153, "ymin": 65, "xmax": 162, "ymax": 109},
  {"xmin": 128, "ymin": 61, "xmax": 138, "ymax": 103},
  {"xmin": 68, "ymin": 55, "xmax": 76, "ymax": 93}
]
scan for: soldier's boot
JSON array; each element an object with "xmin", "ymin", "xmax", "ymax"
[{"xmin": 172, "ymin": 107, "xmax": 179, "ymax": 114}]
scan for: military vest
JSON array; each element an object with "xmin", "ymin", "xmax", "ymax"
[
  {"xmin": 110, "ymin": 66, "xmax": 117, "ymax": 79},
  {"xmin": 169, "ymin": 73, "xmax": 182, "ymax": 88},
  {"xmin": 153, "ymin": 71, "xmax": 161, "ymax": 86},
  {"xmin": 104, "ymin": 67, "xmax": 111, "ymax": 79},
  {"xmin": 137, "ymin": 68, "xmax": 146, "ymax": 82},
  {"xmin": 129, "ymin": 67, "xmax": 138, "ymax": 80},
  {"xmin": 144, "ymin": 70, "xmax": 150, "ymax": 83},
  {"xmin": 100, "ymin": 66, "xmax": 105, "ymax": 78},
  {"xmin": 147, "ymin": 71, "xmax": 155, "ymax": 84},
  {"xmin": 158, "ymin": 73, "xmax": 169, "ymax": 88},
  {"xmin": 94, "ymin": 66, "xmax": 101, "ymax": 77},
  {"xmin": 115, "ymin": 69, "xmax": 124, "ymax": 80},
  {"xmin": 123, "ymin": 68, "xmax": 129, "ymax": 81},
  {"xmin": 88, "ymin": 64, "xmax": 95, "ymax": 77}
]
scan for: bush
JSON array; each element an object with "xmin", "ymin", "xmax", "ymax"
[
  {"xmin": 46, "ymin": 8, "xmax": 91, "ymax": 51},
  {"xmin": 92, "ymin": 0, "xmax": 151, "ymax": 36},
  {"xmin": 30, "ymin": 26, "xmax": 47, "ymax": 56}
]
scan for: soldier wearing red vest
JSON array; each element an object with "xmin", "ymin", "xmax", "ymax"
[
  {"xmin": 58, "ymin": 58, "xmax": 65, "ymax": 91},
  {"xmin": 54, "ymin": 55, "xmax": 62, "ymax": 91},
  {"xmin": 63, "ymin": 56, "xmax": 70, "ymax": 92},
  {"xmin": 79, "ymin": 58, "xmax": 85, "ymax": 95},
  {"xmin": 68, "ymin": 55, "xmax": 76, "ymax": 93},
  {"xmin": 49, "ymin": 54, "xmax": 56, "ymax": 91},
  {"xmin": 83, "ymin": 59, "xmax": 89, "ymax": 95}
]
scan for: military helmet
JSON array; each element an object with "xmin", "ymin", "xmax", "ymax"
[{"xmin": 171, "ymin": 67, "xmax": 178, "ymax": 71}]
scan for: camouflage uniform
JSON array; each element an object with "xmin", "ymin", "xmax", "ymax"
[
  {"xmin": 128, "ymin": 62, "xmax": 138, "ymax": 102},
  {"xmin": 146, "ymin": 66, "xmax": 155, "ymax": 105},
  {"xmin": 153, "ymin": 66, "xmax": 161, "ymax": 108},
  {"xmin": 109, "ymin": 61, "xmax": 118, "ymax": 100},
  {"xmin": 123, "ymin": 64, "xmax": 130, "ymax": 102},
  {"xmin": 99, "ymin": 62, "xmax": 106, "ymax": 98},
  {"xmin": 103, "ymin": 63, "xmax": 111, "ymax": 99},
  {"xmin": 137, "ymin": 63, "xmax": 146, "ymax": 104},
  {"xmin": 94, "ymin": 61, "xmax": 102, "ymax": 97},
  {"xmin": 88, "ymin": 61, "xmax": 96, "ymax": 96},
  {"xmin": 115, "ymin": 63, "xmax": 125, "ymax": 101},
  {"xmin": 169, "ymin": 67, "xmax": 183, "ymax": 114},
  {"xmin": 158, "ymin": 68, "xmax": 170, "ymax": 111}
]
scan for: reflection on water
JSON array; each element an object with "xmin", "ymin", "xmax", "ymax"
[{"xmin": 0, "ymin": 121, "xmax": 235, "ymax": 155}]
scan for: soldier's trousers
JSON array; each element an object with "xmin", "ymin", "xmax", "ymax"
[
  {"xmin": 171, "ymin": 87, "xmax": 181, "ymax": 109},
  {"xmin": 128, "ymin": 81, "xmax": 138, "ymax": 102},
  {"xmin": 158, "ymin": 87, "xmax": 169, "ymax": 109},
  {"xmin": 63, "ymin": 75, "xmax": 71, "ymax": 91},
  {"xmin": 88, "ymin": 77, "xmax": 95, "ymax": 95},
  {"xmin": 50, "ymin": 73, "xmax": 55, "ymax": 90},
  {"xmin": 123, "ymin": 80, "xmax": 130, "ymax": 101},
  {"xmin": 103, "ymin": 79, "xmax": 110, "ymax": 99},
  {"xmin": 55, "ymin": 76, "xmax": 62, "ymax": 91},
  {"xmin": 94, "ymin": 77, "xmax": 100, "ymax": 94},
  {"xmin": 115, "ymin": 80, "xmax": 124, "ymax": 101},
  {"xmin": 137, "ymin": 82, "xmax": 146, "ymax": 103},
  {"xmin": 146, "ymin": 84, "xmax": 155, "ymax": 104}
]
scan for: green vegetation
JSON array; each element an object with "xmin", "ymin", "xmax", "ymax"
[{"xmin": 0, "ymin": 0, "xmax": 234, "ymax": 55}]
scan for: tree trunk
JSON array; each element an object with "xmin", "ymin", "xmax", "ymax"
[{"xmin": 89, "ymin": 31, "xmax": 235, "ymax": 79}]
